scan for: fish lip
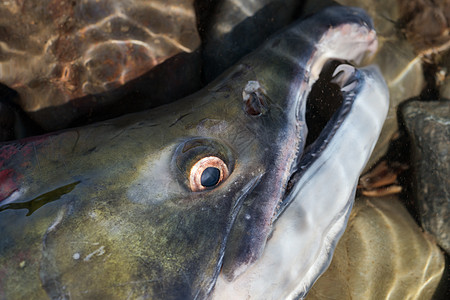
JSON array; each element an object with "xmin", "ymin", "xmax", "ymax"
[
  {"xmin": 277, "ymin": 12, "xmax": 380, "ymax": 219},
  {"xmin": 279, "ymin": 65, "xmax": 388, "ymax": 298}
]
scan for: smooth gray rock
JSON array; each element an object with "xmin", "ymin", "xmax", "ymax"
[{"xmin": 401, "ymin": 100, "xmax": 450, "ymax": 253}]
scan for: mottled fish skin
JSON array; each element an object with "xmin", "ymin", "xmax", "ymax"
[{"xmin": 0, "ymin": 6, "xmax": 384, "ymax": 299}]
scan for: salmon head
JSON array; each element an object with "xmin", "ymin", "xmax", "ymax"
[{"xmin": 0, "ymin": 6, "xmax": 388, "ymax": 299}]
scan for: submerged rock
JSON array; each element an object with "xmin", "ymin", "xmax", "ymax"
[
  {"xmin": 0, "ymin": 0, "xmax": 200, "ymax": 130},
  {"xmin": 400, "ymin": 100, "xmax": 450, "ymax": 254},
  {"xmin": 0, "ymin": 86, "xmax": 43, "ymax": 141},
  {"xmin": 307, "ymin": 196, "xmax": 445, "ymax": 300}
]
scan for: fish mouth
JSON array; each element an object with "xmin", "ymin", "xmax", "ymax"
[
  {"xmin": 272, "ymin": 62, "xmax": 388, "ymax": 299},
  {"xmin": 276, "ymin": 11, "xmax": 380, "ymax": 219},
  {"xmin": 271, "ymin": 60, "xmax": 389, "ymax": 297},
  {"xmin": 278, "ymin": 61, "xmax": 365, "ymax": 218}
]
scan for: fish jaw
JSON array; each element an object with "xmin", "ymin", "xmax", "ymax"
[
  {"xmin": 220, "ymin": 6, "xmax": 380, "ymax": 281},
  {"xmin": 212, "ymin": 65, "xmax": 389, "ymax": 299}
]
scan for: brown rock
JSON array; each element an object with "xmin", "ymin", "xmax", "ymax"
[
  {"xmin": 201, "ymin": 0, "xmax": 302, "ymax": 81},
  {"xmin": 398, "ymin": 0, "xmax": 450, "ymax": 54}
]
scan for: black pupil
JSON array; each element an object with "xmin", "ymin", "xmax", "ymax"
[{"xmin": 200, "ymin": 167, "xmax": 221, "ymax": 187}]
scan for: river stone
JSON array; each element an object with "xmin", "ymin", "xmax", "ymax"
[
  {"xmin": 398, "ymin": 0, "xmax": 450, "ymax": 54},
  {"xmin": 336, "ymin": 0, "xmax": 425, "ymax": 170},
  {"xmin": 0, "ymin": 0, "xmax": 200, "ymax": 131},
  {"xmin": 400, "ymin": 100, "xmax": 450, "ymax": 254},
  {"xmin": 307, "ymin": 196, "xmax": 445, "ymax": 300}
]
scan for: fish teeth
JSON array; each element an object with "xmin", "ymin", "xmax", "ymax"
[{"xmin": 331, "ymin": 64, "xmax": 356, "ymax": 89}]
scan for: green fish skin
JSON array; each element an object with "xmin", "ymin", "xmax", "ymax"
[{"xmin": 0, "ymin": 6, "xmax": 386, "ymax": 299}]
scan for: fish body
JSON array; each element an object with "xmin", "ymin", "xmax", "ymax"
[{"xmin": 0, "ymin": 6, "xmax": 388, "ymax": 299}]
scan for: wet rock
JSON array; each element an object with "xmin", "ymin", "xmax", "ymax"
[
  {"xmin": 0, "ymin": 85, "xmax": 43, "ymax": 141},
  {"xmin": 336, "ymin": 0, "xmax": 425, "ymax": 170},
  {"xmin": 28, "ymin": 50, "xmax": 202, "ymax": 130},
  {"xmin": 0, "ymin": 0, "xmax": 200, "ymax": 131},
  {"xmin": 400, "ymin": 100, "xmax": 450, "ymax": 253},
  {"xmin": 398, "ymin": 0, "xmax": 450, "ymax": 54},
  {"xmin": 307, "ymin": 196, "xmax": 445, "ymax": 300}
]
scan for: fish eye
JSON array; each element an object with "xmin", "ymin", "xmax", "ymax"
[
  {"xmin": 172, "ymin": 138, "xmax": 234, "ymax": 191},
  {"xmin": 189, "ymin": 156, "xmax": 229, "ymax": 192}
]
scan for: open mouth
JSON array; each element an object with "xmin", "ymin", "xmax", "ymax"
[
  {"xmin": 278, "ymin": 60, "xmax": 365, "ymax": 219},
  {"xmin": 304, "ymin": 60, "xmax": 346, "ymax": 148}
]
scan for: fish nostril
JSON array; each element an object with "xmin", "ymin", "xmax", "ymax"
[
  {"xmin": 244, "ymin": 92, "xmax": 268, "ymax": 116},
  {"xmin": 242, "ymin": 80, "xmax": 269, "ymax": 116}
]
